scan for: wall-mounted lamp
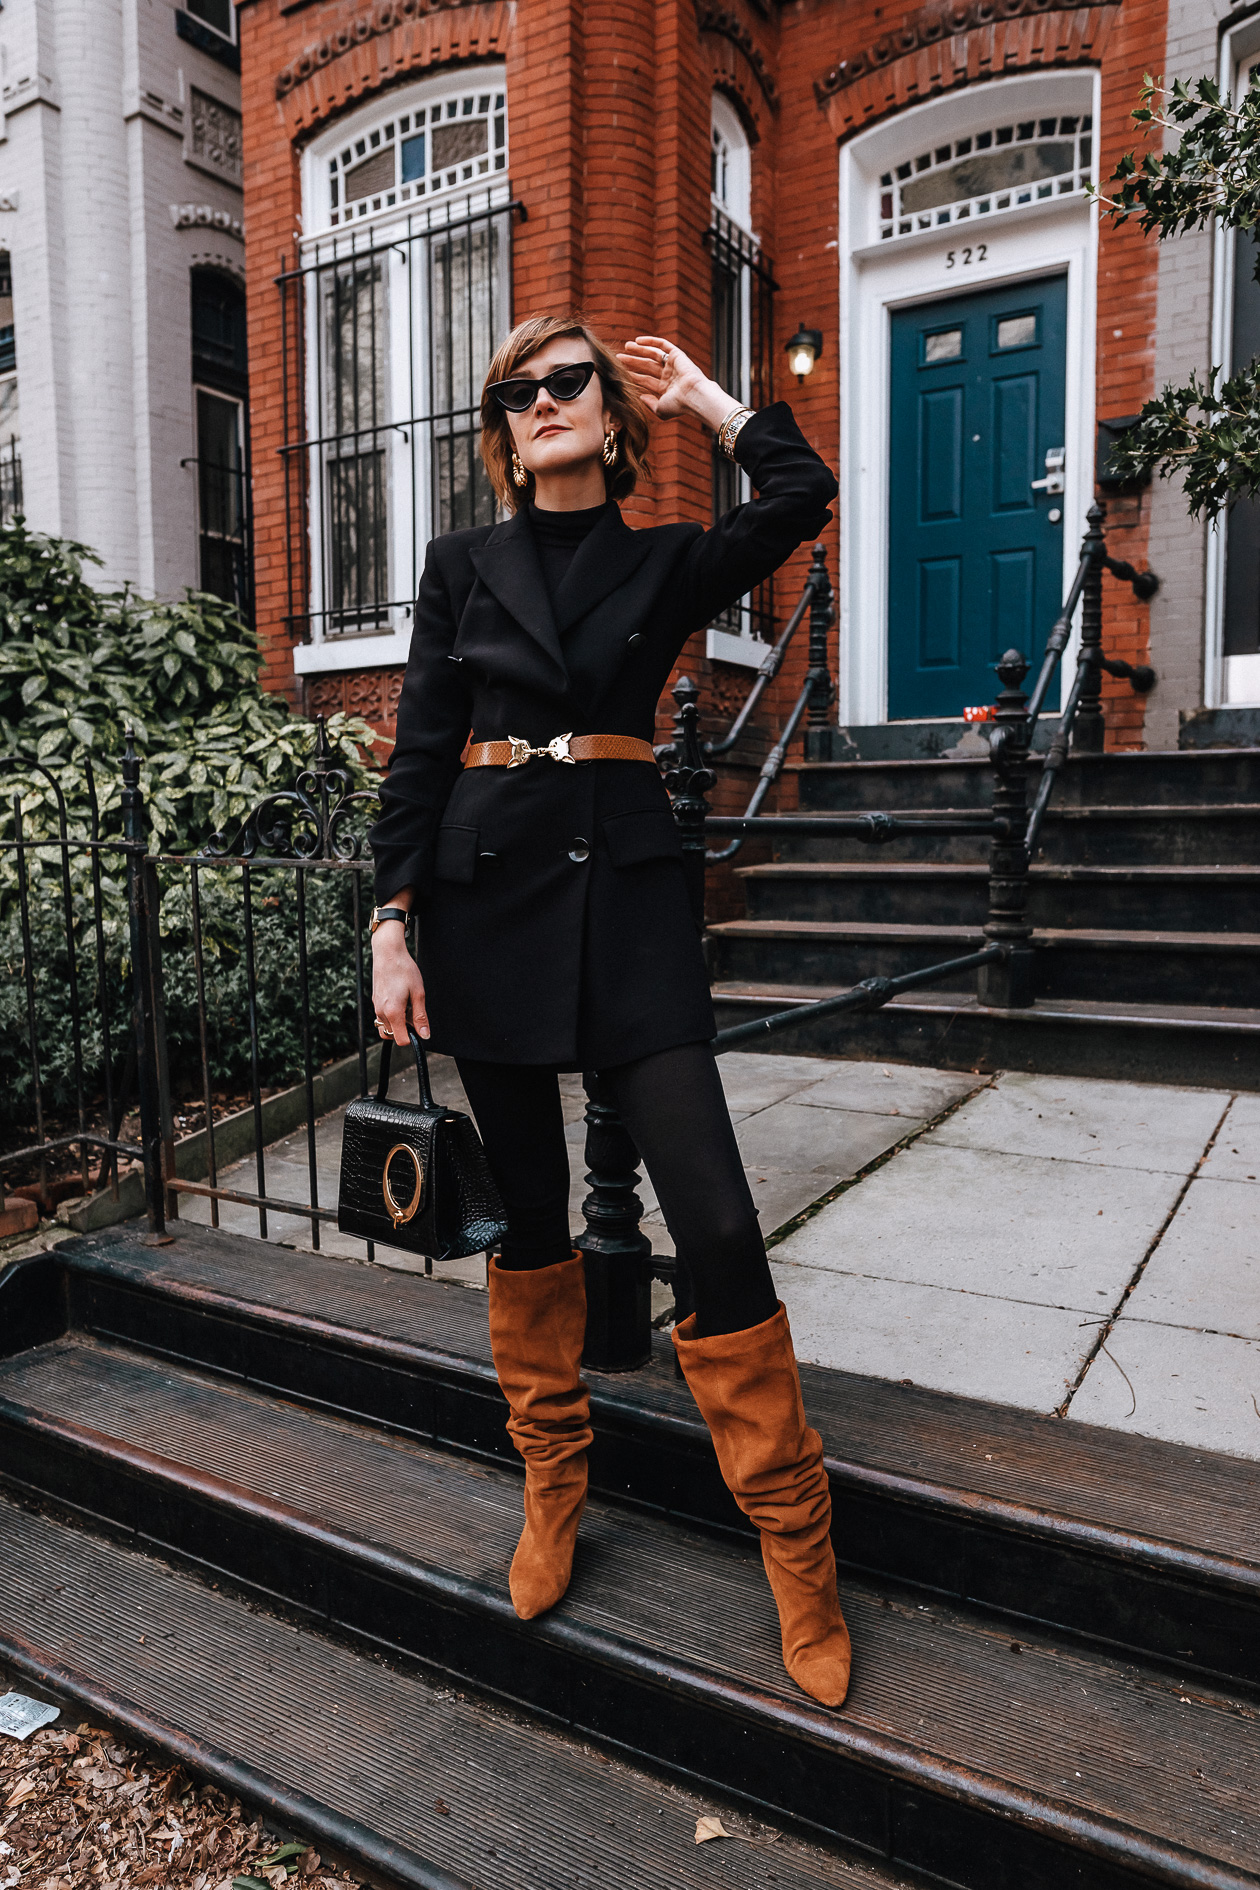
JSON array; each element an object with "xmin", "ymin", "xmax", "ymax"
[{"xmin": 785, "ymin": 325, "xmax": 823, "ymax": 382}]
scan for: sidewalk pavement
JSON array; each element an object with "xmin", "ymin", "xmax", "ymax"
[{"xmin": 176, "ymin": 1052, "xmax": 1260, "ymax": 1465}]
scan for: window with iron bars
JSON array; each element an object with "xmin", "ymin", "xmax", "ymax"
[
  {"xmin": 279, "ymin": 187, "xmax": 516, "ymax": 652},
  {"xmin": 280, "ymin": 73, "xmax": 514, "ymax": 663},
  {"xmin": 708, "ymin": 209, "xmax": 775, "ymax": 643}
]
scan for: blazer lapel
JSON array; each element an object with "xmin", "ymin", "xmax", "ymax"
[
  {"xmin": 554, "ymin": 505, "xmax": 653, "ymax": 633},
  {"xmin": 468, "ymin": 511, "xmax": 567, "ymax": 683}
]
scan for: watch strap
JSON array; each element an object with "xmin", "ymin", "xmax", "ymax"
[{"xmin": 371, "ymin": 905, "xmax": 410, "ymax": 933}]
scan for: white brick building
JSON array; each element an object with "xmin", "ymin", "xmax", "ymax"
[{"xmin": 0, "ymin": 0, "xmax": 247, "ymax": 607}]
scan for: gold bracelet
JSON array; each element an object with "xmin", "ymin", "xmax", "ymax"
[{"xmin": 717, "ymin": 405, "xmax": 754, "ymax": 461}]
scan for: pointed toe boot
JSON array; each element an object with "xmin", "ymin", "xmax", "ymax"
[
  {"xmin": 488, "ymin": 1252, "xmax": 592, "ymax": 1620},
  {"xmin": 673, "ymin": 1304, "xmax": 852, "ymax": 1708}
]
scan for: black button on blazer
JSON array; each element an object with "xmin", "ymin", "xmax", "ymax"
[{"xmin": 369, "ymin": 402, "xmax": 836, "ymax": 1068}]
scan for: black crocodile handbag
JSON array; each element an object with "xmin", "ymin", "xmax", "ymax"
[{"xmin": 337, "ymin": 1028, "xmax": 508, "ymax": 1261}]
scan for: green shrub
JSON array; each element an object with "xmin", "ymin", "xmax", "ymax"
[{"xmin": 0, "ymin": 520, "xmax": 387, "ymax": 1139}]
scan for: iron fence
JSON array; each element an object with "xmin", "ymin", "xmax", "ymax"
[
  {"xmin": 0, "ymin": 507, "xmax": 1160, "ymax": 1373},
  {"xmin": 0, "ymin": 729, "xmax": 383, "ymax": 1261}
]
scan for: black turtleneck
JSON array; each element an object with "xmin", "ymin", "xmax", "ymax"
[{"xmin": 528, "ymin": 499, "xmax": 609, "ymax": 608}]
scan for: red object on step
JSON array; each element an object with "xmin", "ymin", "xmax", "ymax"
[
  {"xmin": 0, "ymin": 1192, "xmax": 39, "ymax": 1238},
  {"xmin": 963, "ymin": 705, "xmax": 996, "ymax": 723}
]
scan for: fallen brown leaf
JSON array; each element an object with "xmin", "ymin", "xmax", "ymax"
[{"xmin": 695, "ymin": 1815, "xmax": 731, "ymax": 1844}]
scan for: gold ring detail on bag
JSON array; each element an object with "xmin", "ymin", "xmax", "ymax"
[{"xmin": 382, "ymin": 1143, "xmax": 424, "ymax": 1227}]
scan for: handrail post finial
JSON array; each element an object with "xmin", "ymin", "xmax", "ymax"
[
  {"xmin": 979, "ymin": 649, "xmax": 1035, "ymax": 1011},
  {"xmin": 1073, "ymin": 500, "xmax": 1108, "ymax": 756},
  {"xmin": 803, "ymin": 542, "xmax": 834, "ymax": 762},
  {"xmin": 663, "ymin": 675, "xmax": 715, "ymax": 935}
]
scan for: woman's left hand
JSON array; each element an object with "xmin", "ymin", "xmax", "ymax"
[
  {"xmin": 617, "ymin": 336, "xmax": 710, "ymax": 421},
  {"xmin": 617, "ymin": 335, "xmax": 748, "ymax": 435}
]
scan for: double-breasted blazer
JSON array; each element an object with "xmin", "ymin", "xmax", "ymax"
[{"xmin": 369, "ymin": 401, "xmax": 837, "ymax": 1069}]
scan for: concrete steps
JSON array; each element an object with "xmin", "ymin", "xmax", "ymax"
[
  {"xmin": 707, "ymin": 747, "xmax": 1260, "ymax": 1081},
  {"xmin": 2, "ymin": 1226, "xmax": 1258, "ymax": 1890}
]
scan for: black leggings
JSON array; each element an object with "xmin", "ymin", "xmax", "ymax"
[{"xmin": 455, "ymin": 1042, "xmax": 778, "ymax": 1339}]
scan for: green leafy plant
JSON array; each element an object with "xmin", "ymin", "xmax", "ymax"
[
  {"xmin": 0, "ymin": 516, "xmax": 382, "ymax": 850},
  {"xmin": 1093, "ymin": 74, "xmax": 1260, "ymax": 516},
  {"xmin": 0, "ymin": 520, "xmax": 387, "ymax": 1143}
]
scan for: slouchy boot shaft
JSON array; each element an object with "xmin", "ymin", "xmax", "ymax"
[
  {"xmin": 488, "ymin": 1252, "xmax": 592, "ymax": 1619},
  {"xmin": 673, "ymin": 1304, "xmax": 851, "ymax": 1708}
]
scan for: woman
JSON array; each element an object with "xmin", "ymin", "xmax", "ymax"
[{"xmin": 369, "ymin": 316, "xmax": 850, "ymax": 1709}]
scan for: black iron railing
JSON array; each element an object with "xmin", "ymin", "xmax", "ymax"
[
  {"xmin": 0, "ymin": 724, "xmax": 679, "ymax": 1369},
  {"xmin": 0, "ymin": 727, "xmax": 380, "ymax": 1256},
  {"xmin": 0, "ymin": 505, "xmax": 1160, "ymax": 1373},
  {"xmin": 690, "ymin": 544, "xmax": 835, "ymax": 864}
]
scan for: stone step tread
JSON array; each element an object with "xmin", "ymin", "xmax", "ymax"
[
  {"xmin": 0, "ymin": 1495, "xmax": 888, "ymax": 1890},
  {"xmin": 46, "ymin": 1226, "xmax": 1260, "ymax": 1575},
  {"xmin": 789, "ymin": 753, "xmax": 1260, "ymax": 774},
  {"xmin": 710, "ymin": 919, "xmax": 1260, "ymax": 952},
  {"xmin": 1, "ymin": 1338, "xmax": 1256, "ymax": 1889},
  {"xmin": 782, "ymin": 803, "xmax": 1260, "ymax": 820},
  {"xmin": 735, "ymin": 862, "xmax": 1260, "ymax": 882},
  {"xmin": 711, "ymin": 983, "xmax": 1260, "ymax": 1032}
]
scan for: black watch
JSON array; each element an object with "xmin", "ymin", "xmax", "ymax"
[{"xmin": 370, "ymin": 905, "xmax": 410, "ymax": 935}]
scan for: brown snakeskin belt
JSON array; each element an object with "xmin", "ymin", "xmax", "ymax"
[{"xmin": 463, "ymin": 733, "xmax": 656, "ymax": 769}]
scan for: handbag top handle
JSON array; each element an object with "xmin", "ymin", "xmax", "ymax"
[{"xmin": 375, "ymin": 1026, "xmax": 437, "ymax": 1110}]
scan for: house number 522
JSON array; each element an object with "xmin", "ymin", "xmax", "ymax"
[{"xmin": 945, "ymin": 245, "xmax": 988, "ymax": 268}]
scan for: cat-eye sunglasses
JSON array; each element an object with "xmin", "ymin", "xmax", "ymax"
[{"xmin": 487, "ymin": 361, "xmax": 599, "ymax": 414}]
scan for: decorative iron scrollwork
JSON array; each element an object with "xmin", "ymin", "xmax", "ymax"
[{"xmin": 199, "ymin": 714, "xmax": 380, "ymax": 862}]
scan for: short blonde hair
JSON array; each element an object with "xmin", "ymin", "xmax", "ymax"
[{"xmin": 480, "ymin": 315, "xmax": 652, "ymax": 511}]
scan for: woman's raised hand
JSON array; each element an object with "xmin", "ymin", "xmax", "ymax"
[
  {"xmin": 616, "ymin": 336, "xmax": 707, "ymax": 420},
  {"xmin": 616, "ymin": 335, "xmax": 747, "ymax": 434}
]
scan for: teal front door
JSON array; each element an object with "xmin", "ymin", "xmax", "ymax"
[{"xmin": 887, "ymin": 273, "xmax": 1067, "ymax": 720}]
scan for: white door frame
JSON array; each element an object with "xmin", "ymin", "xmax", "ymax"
[
  {"xmin": 1206, "ymin": 18, "xmax": 1260, "ymax": 710},
  {"xmin": 837, "ymin": 70, "xmax": 1100, "ymax": 727}
]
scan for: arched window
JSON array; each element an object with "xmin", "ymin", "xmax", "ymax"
[
  {"xmin": 322, "ymin": 81, "xmax": 507, "ymax": 233},
  {"xmin": 710, "ymin": 93, "xmax": 751, "ymax": 232},
  {"xmin": 191, "ymin": 268, "xmax": 249, "ymax": 615},
  {"xmin": 290, "ymin": 68, "xmax": 513, "ymax": 669},
  {"xmin": 877, "ymin": 112, "xmax": 1093, "ymax": 243}
]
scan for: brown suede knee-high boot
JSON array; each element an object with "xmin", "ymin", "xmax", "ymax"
[
  {"xmin": 487, "ymin": 1252, "xmax": 592, "ymax": 1621},
  {"xmin": 673, "ymin": 1303, "xmax": 851, "ymax": 1708}
]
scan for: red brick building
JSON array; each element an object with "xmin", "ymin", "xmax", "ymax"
[{"xmin": 234, "ymin": 0, "xmax": 1259, "ymax": 792}]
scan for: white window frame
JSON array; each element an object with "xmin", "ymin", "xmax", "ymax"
[
  {"xmin": 837, "ymin": 69, "xmax": 1100, "ymax": 727},
  {"xmin": 193, "ymin": 382, "xmax": 246, "ymax": 599},
  {"xmin": 182, "ymin": 0, "xmax": 237, "ymax": 48},
  {"xmin": 708, "ymin": 93, "xmax": 764, "ymax": 667},
  {"xmin": 710, "ymin": 93, "xmax": 753, "ymax": 235},
  {"xmin": 295, "ymin": 67, "xmax": 509, "ymax": 674},
  {"xmin": 1206, "ymin": 24, "xmax": 1260, "ymax": 710}
]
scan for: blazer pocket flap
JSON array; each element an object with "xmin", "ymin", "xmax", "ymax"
[
  {"xmin": 433, "ymin": 823, "xmax": 480, "ymax": 884},
  {"xmin": 601, "ymin": 807, "xmax": 683, "ymax": 868}
]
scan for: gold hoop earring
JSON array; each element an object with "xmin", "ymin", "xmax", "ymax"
[
  {"xmin": 602, "ymin": 427, "xmax": 618, "ymax": 468},
  {"xmin": 511, "ymin": 451, "xmax": 528, "ymax": 488}
]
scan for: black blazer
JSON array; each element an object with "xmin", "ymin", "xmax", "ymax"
[{"xmin": 370, "ymin": 402, "xmax": 836, "ymax": 1068}]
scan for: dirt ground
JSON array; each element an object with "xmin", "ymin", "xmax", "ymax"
[{"xmin": 0, "ymin": 1717, "xmax": 369, "ymax": 1889}]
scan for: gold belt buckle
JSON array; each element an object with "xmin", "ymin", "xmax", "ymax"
[{"xmin": 507, "ymin": 731, "xmax": 576, "ymax": 767}]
